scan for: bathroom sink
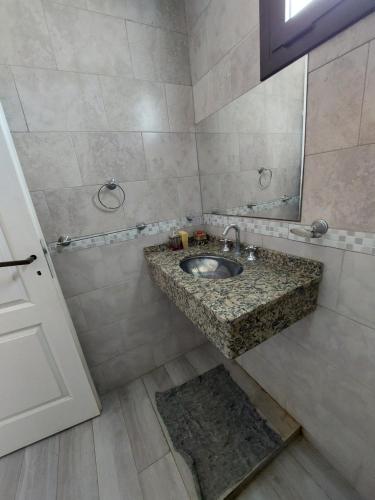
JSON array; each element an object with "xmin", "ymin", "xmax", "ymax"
[{"xmin": 180, "ymin": 255, "xmax": 243, "ymax": 279}]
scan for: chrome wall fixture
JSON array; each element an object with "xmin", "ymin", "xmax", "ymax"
[
  {"xmin": 290, "ymin": 219, "xmax": 329, "ymax": 238},
  {"xmin": 97, "ymin": 178, "xmax": 126, "ymax": 210},
  {"xmin": 56, "ymin": 223, "xmax": 147, "ymax": 248}
]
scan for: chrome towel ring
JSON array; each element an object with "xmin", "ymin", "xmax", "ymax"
[
  {"xmin": 97, "ymin": 178, "xmax": 125, "ymax": 210},
  {"xmin": 258, "ymin": 168, "xmax": 272, "ymax": 190}
]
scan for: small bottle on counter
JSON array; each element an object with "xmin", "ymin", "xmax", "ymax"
[
  {"xmin": 168, "ymin": 229, "xmax": 182, "ymax": 251},
  {"xmin": 178, "ymin": 230, "xmax": 189, "ymax": 250}
]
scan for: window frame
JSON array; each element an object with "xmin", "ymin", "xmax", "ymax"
[{"xmin": 260, "ymin": 0, "xmax": 375, "ymax": 81}]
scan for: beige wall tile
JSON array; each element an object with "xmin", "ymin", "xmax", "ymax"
[
  {"xmin": 79, "ymin": 323, "xmax": 123, "ymax": 367},
  {"xmin": 78, "ymin": 277, "xmax": 143, "ymax": 329},
  {"xmin": 0, "ymin": 65, "xmax": 27, "ymax": 132},
  {"xmin": 127, "ymin": 21, "xmax": 190, "ymax": 85},
  {"xmin": 44, "ymin": 185, "xmax": 126, "ymax": 237},
  {"xmin": 14, "ymin": 132, "xmax": 82, "ymax": 191},
  {"xmin": 120, "ymin": 180, "xmax": 155, "ymax": 226},
  {"xmin": 45, "ymin": 0, "xmax": 87, "ymax": 6},
  {"xmin": 192, "ymin": 73, "xmax": 210, "ymax": 123},
  {"xmin": 196, "ymin": 132, "xmax": 239, "ymax": 174},
  {"xmin": 188, "ymin": 10, "xmax": 209, "ymax": 84},
  {"xmin": 305, "ymin": 45, "xmax": 368, "ymax": 155},
  {"xmin": 13, "ymin": 67, "xmax": 108, "ymax": 132},
  {"xmin": 100, "ymin": 75, "xmax": 169, "ymax": 132},
  {"xmin": 143, "ymin": 132, "xmax": 198, "ymax": 179},
  {"xmin": 72, "ymin": 132, "xmax": 146, "ymax": 184},
  {"xmin": 200, "ymin": 174, "xmax": 222, "ymax": 212},
  {"xmin": 359, "ymin": 40, "xmax": 375, "ymax": 145},
  {"xmin": 230, "ymin": 27, "xmax": 260, "ymax": 100},
  {"xmin": 85, "ymin": 0, "xmax": 127, "ymax": 17},
  {"xmin": 177, "ymin": 176, "xmax": 202, "ymax": 217},
  {"xmin": 262, "ymin": 235, "xmax": 344, "ymax": 311},
  {"xmin": 52, "ymin": 244, "xmax": 138, "ymax": 297},
  {"xmin": 44, "ymin": 2, "xmax": 132, "ymax": 77},
  {"xmin": 66, "ymin": 296, "xmax": 88, "ymax": 333},
  {"xmin": 120, "ymin": 298, "xmax": 171, "ymax": 352},
  {"xmin": 184, "ymin": 0, "xmax": 210, "ymax": 32},
  {"xmin": 30, "ymin": 191, "xmax": 58, "ymax": 242},
  {"xmin": 124, "ymin": 0, "xmax": 187, "ymax": 33},
  {"xmin": 208, "ymin": 55, "xmax": 232, "ymax": 112},
  {"xmin": 91, "ymin": 346, "xmax": 156, "ymax": 393},
  {"xmin": 165, "ymin": 84, "xmax": 195, "ymax": 132},
  {"xmin": 148, "ymin": 178, "xmax": 180, "ymax": 220},
  {"xmin": 0, "ymin": 0, "xmax": 55, "ymax": 68},
  {"xmin": 337, "ymin": 251, "xmax": 375, "ymax": 330},
  {"xmin": 284, "ymin": 307, "xmax": 375, "ymax": 393},
  {"xmin": 206, "ymin": 0, "xmax": 258, "ymax": 69},
  {"xmin": 309, "ymin": 11, "xmax": 375, "ymax": 71},
  {"xmin": 302, "ymin": 145, "xmax": 375, "ymax": 232}
]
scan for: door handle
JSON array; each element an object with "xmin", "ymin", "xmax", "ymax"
[{"xmin": 0, "ymin": 255, "xmax": 37, "ymax": 268}]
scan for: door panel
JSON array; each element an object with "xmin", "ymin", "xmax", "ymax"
[
  {"xmin": 0, "ymin": 324, "xmax": 67, "ymax": 421},
  {"xmin": 0, "ymin": 103, "xmax": 100, "ymax": 456}
]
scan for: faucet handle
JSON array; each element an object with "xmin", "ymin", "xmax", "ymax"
[
  {"xmin": 245, "ymin": 245, "xmax": 258, "ymax": 261},
  {"xmin": 220, "ymin": 238, "xmax": 232, "ymax": 252}
]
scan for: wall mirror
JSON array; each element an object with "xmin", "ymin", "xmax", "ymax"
[{"xmin": 197, "ymin": 55, "xmax": 307, "ymax": 221}]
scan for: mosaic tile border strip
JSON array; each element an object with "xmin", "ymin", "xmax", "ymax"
[
  {"xmin": 204, "ymin": 214, "xmax": 375, "ymax": 256},
  {"xmin": 48, "ymin": 213, "xmax": 375, "ymax": 257},
  {"xmin": 48, "ymin": 216, "xmax": 203, "ymax": 254}
]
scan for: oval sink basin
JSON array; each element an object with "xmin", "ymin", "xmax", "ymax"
[{"xmin": 180, "ymin": 255, "xmax": 243, "ymax": 279}]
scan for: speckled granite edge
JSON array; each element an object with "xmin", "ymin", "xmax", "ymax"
[{"xmin": 145, "ymin": 239, "xmax": 322, "ymax": 359}]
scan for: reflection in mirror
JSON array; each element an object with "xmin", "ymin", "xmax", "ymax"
[{"xmin": 197, "ymin": 56, "xmax": 307, "ymax": 221}]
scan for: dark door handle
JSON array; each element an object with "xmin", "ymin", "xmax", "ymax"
[{"xmin": 0, "ymin": 255, "xmax": 37, "ymax": 268}]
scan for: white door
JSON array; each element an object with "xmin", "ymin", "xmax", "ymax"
[{"xmin": 0, "ymin": 104, "xmax": 100, "ymax": 457}]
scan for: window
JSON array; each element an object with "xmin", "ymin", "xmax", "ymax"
[
  {"xmin": 260, "ymin": 0, "xmax": 375, "ymax": 81},
  {"xmin": 285, "ymin": 0, "xmax": 314, "ymax": 21}
]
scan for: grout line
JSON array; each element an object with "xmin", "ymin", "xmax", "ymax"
[
  {"xmin": 9, "ymin": 65, "xmax": 30, "ymax": 133},
  {"xmin": 308, "ymin": 35, "xmax": 375, "ymax": 74},
  {"xmin": 54, "ymin": 435, "xmax": 60, "ymax": 500},
  {"xmin": 123, "ymin": 19, "xmax": 135, "ymax": 80},
  {"xmin": 43, "ymin": 0, "xmax": 188, "ymax": 36},
  {"xmin": 6, "ymin": 61, "xmax": 192, "ymax": 90},
  {"xmin": 357, "ymin": 42, "xmax": 370, "ymax": 145},
  {"xmin": 89, "ymin": 420, "xmax": 101, "ymax": 500}
]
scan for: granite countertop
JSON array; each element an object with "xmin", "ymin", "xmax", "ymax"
[{"xmin": 144, "ymin": 240, "xmax": 323, "ymax": 358}]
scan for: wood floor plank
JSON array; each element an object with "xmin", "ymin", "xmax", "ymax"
[
  {"xmin": 143, "ymin": 366, "xmax": 174, "ymax": 406},
  {"xmin": 139, "ymin": 453, "xmax": 189, "ymax": 500},
  {"xmin": 0, "ymin": 449, "xmax": 24, "ymax": 500},
  {"xmin": 15, "ymin": 435, "xmax": 59, "ymax": 500},
  {"xmin": 238, "ymin": 476, "xmax": 282, "ymax": 500},
  {"xmin": 57, "ymin": 420, "xmax": 99, "ymax": 500},
  {"xmin": 143, "ymin": 366, "xmax": 199, "ymax": 499},
  {"xmin": 119, "ymin": 378, "xmax": 169, "ymax": 472},
  {"xmin": 184, "ymin": 343, "xmax": 220, "ymax": 374},
  {"xmin": 288, "ymin": 438, "xmax": 361, "ymax": 500},
  {"xmin": 264, "ymin": 449, "xmax": 331, "ymax": 500},
  {"xmin": 164, "ymin": 356, "xmax": 197, "ymax": 386},
  {"xmin": 93, "ymin": 391, "xmax": 143, "ymax": 500}
]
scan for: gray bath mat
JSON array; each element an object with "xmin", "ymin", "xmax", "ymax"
[{"xmin": 156, "ymin": 364, "xmax": 283, "ymax": 500}]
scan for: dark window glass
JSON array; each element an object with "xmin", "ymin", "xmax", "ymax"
[{"xmin": 260, "ymin": 0, "xmax": 375, "ymax": 80}]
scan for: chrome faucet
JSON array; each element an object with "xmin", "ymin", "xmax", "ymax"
[{"xmin": 222, "ymin": 224, "xmax": 241, "ymax": 256}]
